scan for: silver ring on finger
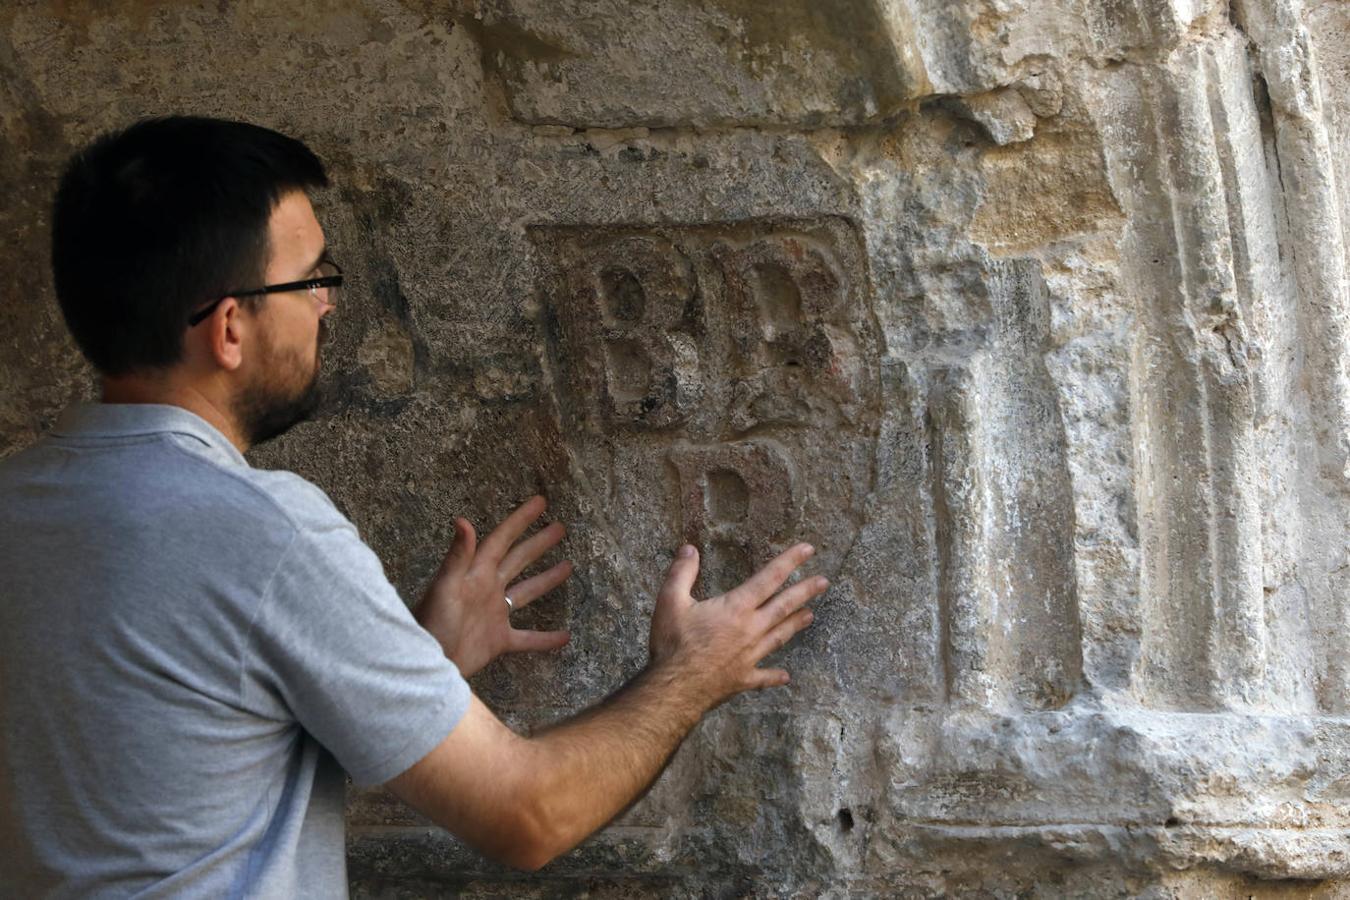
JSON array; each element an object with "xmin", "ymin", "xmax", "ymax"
[{"xmin": 504, "ymin": 594, "xmax": 514, "ymax": 611}]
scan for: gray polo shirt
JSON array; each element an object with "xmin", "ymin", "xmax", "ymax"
[{"xmin": 0, "ymin": 403, "xmax": 470, "ymax": 898}]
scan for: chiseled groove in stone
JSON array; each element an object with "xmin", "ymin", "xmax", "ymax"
[
  {"xmin": 1201, "ymin": 39, "xmax": 1278, "ymax": 711},
  {"xmin": 876, "ymin": 821, "xmax": 1350, "ymax": 877},
  {"xmin": 1109, "ymin": 59, "xmax": 1222, "ymax": 711},
  {"xmin": 1232, "ymin": 0, "xmax": 1350, "ymax": 720},
  {"xmin": 982, "ymin": 259, "xmax": 1085, "ymax": 711},
  {"xmin": 1232, "ymin": 0, "xmax": 1350, "ymax": 485},
  {"xmin": 929, "ymin": 364, "xmax": 988, "ymax": 709},
  {"xmin": 1166, "ymin": 37, "xmax": 1268, "ymax": 709},
  {"xmin": 897, "ymin": 821, "xmax": 1350, "ymax": 832},
  {"xmin": 1210, "ymin": 22, "xmax": 1323, "ymax": 713},
  {"xmin": 928, "ymin": 263, "xmax": 1085, "ymax": 714}
]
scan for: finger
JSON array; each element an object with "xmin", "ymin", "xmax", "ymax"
[
  {"xmin": 657, "ymin": 545, "xmax": 700, "ymax": 608},
  {"xmin": 506, "ymin": 628, "xmax": 571, "ymax": 654},
  {"xmin": 478, "ymin": 495, "xmax": 548, "ymax": 563},
  {"xmin": 757, "ymin": 576, "xmax": 829, "ymax": 624},
  {"xmin": 499, "ymin": 521, "xmax": 566, "ymax": 582},
  {"xmin": 506, "ymin": 560, "xmax": 573, "ymax": 608},
  {"xmin": 724, "ymin": 543, "xmax": 814, "ymax": 607},
  {"xmin": 437, "ymin": 517, "xmax": 477, "ymax": 578},
  {"xmin": 748, "ymin": 668, "xmax": 791, "ymax": 690},
  {"xmin": 751, "ymin": 608, "xmax": 815, "ymax": 662}
]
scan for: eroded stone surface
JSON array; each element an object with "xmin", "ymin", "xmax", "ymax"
[{"xmin": 2, "ymin": 0, "xmax": 1348, "ymax": 895}]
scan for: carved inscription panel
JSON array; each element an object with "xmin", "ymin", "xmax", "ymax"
[{"xmin": 533, "ymin": 218, "xmax": 880, "ymax": 594}]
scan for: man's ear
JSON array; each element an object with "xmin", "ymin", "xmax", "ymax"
[{"xmin": 206, "ymin": 297, "xmax": 247, "ymax": 372}]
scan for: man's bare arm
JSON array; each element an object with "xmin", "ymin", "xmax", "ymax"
[{"xmin": 387, "ymin": 542, "xmax": 826, "ymax": 870}]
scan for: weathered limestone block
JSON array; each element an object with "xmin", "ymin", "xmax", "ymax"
[
  {"xmin": 470, "ymin": 0, "xmax": 931, "ymax": 126},
  {"xmin": 473, "ymin": 0, "xmax": 1237, "ymax": 128},
  {"xmin": 1, "ymin": 0, "xmax": 1348, "ymax": 896}
]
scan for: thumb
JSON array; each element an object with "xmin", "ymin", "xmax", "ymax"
[
  {"xmin": 439, "ymin": 517, "xmax": 477, "ymax": 577},
  {"xmin": 657, "ymin": 544, "xmax": 700, "ymax": 609}
]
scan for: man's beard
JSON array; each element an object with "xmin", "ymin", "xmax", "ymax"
[{"xmin": 236, "ymin": 320, "xmax": 327, "ymax": 447}]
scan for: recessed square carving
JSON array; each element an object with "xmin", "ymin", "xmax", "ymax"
[{"xmin": 531, "ymin": 217, "xmax": 881, "ymax": 593}]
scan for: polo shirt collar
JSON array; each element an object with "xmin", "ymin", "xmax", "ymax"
[{"xmin": 52, "ymin": 402, "xmax": 247, "ymax": 468}]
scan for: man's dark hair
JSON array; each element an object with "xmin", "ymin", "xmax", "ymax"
[{"xmin": 51, "ymin": 116, "xmax": 329, "ymax": 376}]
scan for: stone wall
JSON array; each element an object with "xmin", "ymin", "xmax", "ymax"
[{"xmin": 2, "ymin": 1, "xmax": 1348, "ymax": 896}]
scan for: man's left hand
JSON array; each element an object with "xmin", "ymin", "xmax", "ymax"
[{"xmin": 415, "ymin": 495, "xmax": 572, "ymax": 677}]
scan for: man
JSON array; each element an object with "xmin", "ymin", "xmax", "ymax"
[{"xmin": 0, "ymin": 116, "xmax": 826, "ymax": 897}]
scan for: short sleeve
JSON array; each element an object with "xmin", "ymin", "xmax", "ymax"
[{"xmin": 241, "ymin": 506, "xmax": 470, "ymax": 787}]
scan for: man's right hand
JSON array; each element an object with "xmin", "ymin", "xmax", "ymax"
[{"xmin": 648, "ymin": 543, "xmax": 826, "ymax": 710}]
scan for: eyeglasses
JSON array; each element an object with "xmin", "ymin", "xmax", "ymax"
[{"xmin": 187, "ymin": 258, "xmax": 343, "ymax": 327}]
